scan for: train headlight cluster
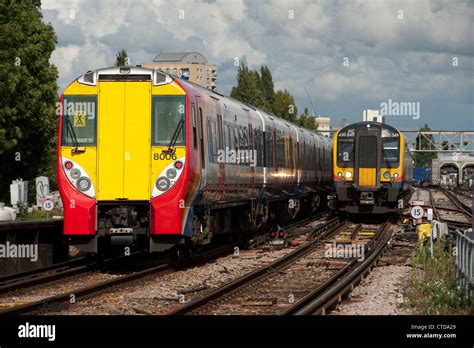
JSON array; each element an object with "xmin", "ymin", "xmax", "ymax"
[
  {"xmin": 77, "ymin": 177, "xmax": 91, "ymax": 191},
  {"xmin": 345, "ymin": 171, "xmax": 352, "ymax": 179},
  {"xmin": 166, "ymin": 168, "xmax": 177, "ymax": 179},
  {"xmin": 156, "ymin": 177, "xmax": 171, "ymax": 191},
  {"xmin": 70, "ymin": 168, "xmax": 81, "ymax": 179},
  {"xmin": 152, "ymin": 157, "xmax": 186, "ymax": 198},
  {"xmin": 61, "ymin": 157, "xmax": 96, "ymax": 198}
]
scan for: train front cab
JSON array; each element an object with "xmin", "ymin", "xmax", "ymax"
[
  {"xmin": 58, "ymin": 68, "xmax": 190, "ymax": 255},
  {"xmin": 333, "ymin": 122, "xmax": 406, "ymax": 214}
]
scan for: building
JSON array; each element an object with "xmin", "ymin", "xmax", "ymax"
[
  {"xmin": 143, "ymin": 52, "xmax": 217, "ymax": 91},
  {"xmin": 431, "ymin": 154, "xmax": 474, "ymax": 187},
  {"xmin": 363, "ymin": 109, "xmax": 384, "ymax": 123},
  {"xmin": 314, "ymin": 116, "xmax": 331, "ymax": 137}
]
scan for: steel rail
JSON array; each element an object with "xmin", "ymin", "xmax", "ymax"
[
  {"xmin": 281, "ymin": 222, "xmax": 392, "ymax": 315},
  {"xmin": 165, "ymin": 216, "xmax": 346, "ymax": 315},
  {"xmin": 0, "ymin": 244, "xmax": 235, "ymax": 315}
]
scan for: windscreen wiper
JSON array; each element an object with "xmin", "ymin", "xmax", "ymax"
[
  {"xmin": 163, "ymin": 116, "xmax": 184, "ymax": 155},
  {"xmin": 66, "ymin": 115, "xmax": 79, "ymax": 148},
  {"xmin": 66, "ymin": 115, "xmax": 85, "ymax": 153}
]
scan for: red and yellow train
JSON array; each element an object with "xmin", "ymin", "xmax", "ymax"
[{"xmin": 58, "ymin": 66, "xmax": 332, "ymax": 254}]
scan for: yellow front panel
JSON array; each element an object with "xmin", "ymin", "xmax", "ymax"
[
  {"xmin": 97, "ymin": 82, "xmax": 125, "ymax": 200},
  {"xmin": 358, "ymin": 168, "xmax": 376, "ymax": 187},
  {"xmin": 124, "ymin": 82, "xmax": 151, "ymax": 200},
  {"xmin": 61, "ymin": 147, "xmax": 97, "ymax": 187}
]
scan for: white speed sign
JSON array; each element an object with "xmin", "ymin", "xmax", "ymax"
[
  {"xmin": 42, "ymin": 199, "xmax": 54, "ymax": 212},
  {"xmin": 410, "ymin": 206, "xmax": 424, "ymax": 219}
]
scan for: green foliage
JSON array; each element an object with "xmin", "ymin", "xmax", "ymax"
[
  {"xmin": 0, "ymin": 0, "xmax": 58, "ymax": 202},
  {"xmin": 16, "ymin": 207, "xmax": 62, "ymax": 221},
  {"xmin": 230, "ymin": 64, "xmax": 266, "ymax": 109},
  {"xmin": 230, "ymin": 64, "xmax": 314, "ymax": 130},
  {"xmin": 114, "ymin": 49, "xmax": 129, "ymax": 67},
  {"xmin": 403, "ymin": 241, "xmax": 473, "ymax": 314},
  {"xmin": 412, "ymin": 124, "xmax": 437, "ymax": 167},
  {"xmin": 258, "ymin": 65, "xmax": 275, "ymax": 113},
  {"xmin": 297, "ymin": 107, "xmax": 316, "ymax": 131},
  {"xmin": 17, "ymin": 201, "xmax": 28, "ymax": 219},
  {"xmin": 274, "ymin": 90, "xmax": 298, "ymax": 123}
]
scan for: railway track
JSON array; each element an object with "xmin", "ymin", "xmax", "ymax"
[
  {"xmin": 442, "ymin": 188, "xmax": 472, "ymax": 218},
  {"xmin": 429, "ymin": 188, "xmax": 472, "ymax": 228},
  {"xmin": 0, "ymin": 244, "xmax": 237, "ymax": 315},
  {"xmin": 282, "ymin": 222, "xmax": 391, "ymax": 315},
  {"xmin": 165, "ymin": 218, "xmax": 391, "ymax": 315},
  {"xmin": 0, "ymin": 257, "xmax": 90, "ymax": 294},
  {"xmin": 0, "ymin": 250, "xmax": 152, "ymax": 295},
  {"xmin": 0, "ymin": 209, "xmax": 329, "ymax": 294},
  {"xmin": 0, "ymin": 212, "xmax": 335, "ymax": 315}
]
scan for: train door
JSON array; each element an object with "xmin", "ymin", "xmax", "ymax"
[
  {"xmin": 97, "ymin": 81, "xmax": 151, "ymax": 200},
  {"xmin": 354, "ymin": 127, "xmax": 380, "ymax": 187},
  {"xmin": 195, "ymin": 96, "xmax": 206, "ymax": 186}
]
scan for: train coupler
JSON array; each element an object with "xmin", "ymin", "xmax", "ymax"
[{"xmin": 359, "ymin": 192, "xmax": 375, "ymax": 205}]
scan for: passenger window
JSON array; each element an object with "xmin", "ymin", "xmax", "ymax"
[{"xmin": 191, "ymin": 104, "xmax": 197, "ymax": 149}]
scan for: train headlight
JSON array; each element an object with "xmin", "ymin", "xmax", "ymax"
[
  {"xmin": 166, "ymin": 168, "xmax": 177, "ymax": 179},
  {"xmin": 156, "ymin": 177, "xmax": 171, "ymax": 191},
  {"xmin": 337, "ymin": 172, "xmax": 342, "ymax": 177},
  {"xmin": 393, "ymin": 173, "xmax": 399, "ymax": 178},
  {"xmin": 345, "ymin": 171, "xmax": 352, "ymax": 179},
  {"xmin": 383, "ymin": 171, "xmax": 391, "ymax": 179},
  {"xmin": 70, "ymin": 168, "xmax": 81, "ymax": 179},
  {"xmin": 76, "ymin": 177, "xmax": 91, "ymax": 192}
]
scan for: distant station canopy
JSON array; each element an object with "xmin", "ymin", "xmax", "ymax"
[{"xmin": 143, "ymin": 51, "xmax": 217, "ymax": 91}]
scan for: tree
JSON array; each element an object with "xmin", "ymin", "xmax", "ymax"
[
  {"xmin": 230, "ymin": 64, "xmax": 265, "ymax": 108},
  {"xmin": 298, "ymin": 108, "xmax": 316, "ymax": 130},
  {"xmin": 258, "ymin": 65, "xmax": 275, "ymax": 113},
  {"xmin": 230, "ymin": 64, "xmax": 314, "ymax": 131},
  {"xmin": 274, "ymin": 90, "xmax": 298, "ymax": 123},
  {"xmin": 114, "ymin": 49, "xmax": 129, "ymax": 67},
  {"xmin": 0, "ymin": 0, "xmax": 58, "ymax": 202},
  {"xmin": 412, "ymin": 124, "xmax": 437, "ymax": 167}
]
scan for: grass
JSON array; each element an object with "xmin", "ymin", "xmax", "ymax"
[
  {"xmin": 15, "ymin": 203, "xmax": 63, "ymax": 222},
  {"xmin": 403, "ymin": 239, "xmax": 474, "ymax": 315}
]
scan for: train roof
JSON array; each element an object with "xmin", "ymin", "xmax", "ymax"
[
  {"xmin": 73, "ymin": 66, "xmax": 330, "ymax": 143},
  {"xmin": 338, "ymin": 121, "xmax": 400, "ymax": 134}
]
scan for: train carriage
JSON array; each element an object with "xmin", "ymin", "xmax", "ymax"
[
  {"xmin": 332, "ymin": 121, "xmax": 412, "ymax": 214},
  {"xmin": 58, "ymin": 66, "xmax": 332, "ymax": 255}
]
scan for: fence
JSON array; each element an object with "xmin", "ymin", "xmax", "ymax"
[{"xmin": 455, "ymin": 228, "xmax": 474, "ymax": 301}]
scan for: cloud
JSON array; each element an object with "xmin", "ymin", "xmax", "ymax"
[{"xmin": 42, "ymin": 0, "xmax": 474, "ymax": 130}]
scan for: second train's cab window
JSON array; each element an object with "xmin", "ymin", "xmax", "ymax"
[
  {"xmin": 382, "ymin": 138, "xmax": 400, "ymax": 165},
  {"xmin": 337, "ymin": 138, "xmax": 354, "ymax": 165},
  {"xmin": 152, "ymin": 95, "xmax": 186, "ymax": 146}
]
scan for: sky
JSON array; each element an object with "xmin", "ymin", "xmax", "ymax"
[{"xmin": 41, "ymin": 0, "xmax": 473, "ymax": 130}]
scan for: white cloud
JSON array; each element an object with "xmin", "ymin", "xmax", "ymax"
[{"xmin": 42, "ymin": 0, "xmax": 473, "ymax": 129}]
